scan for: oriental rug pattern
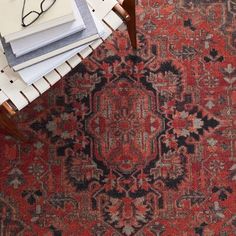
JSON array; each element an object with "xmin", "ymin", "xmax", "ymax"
[{"xmin": 0, "ymin": 0, "xmax": 236, "ymax": 235}]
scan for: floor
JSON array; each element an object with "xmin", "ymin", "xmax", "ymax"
[{"xmin": 0, "ymin": 0, "xmax": 236, "ymax": 235}]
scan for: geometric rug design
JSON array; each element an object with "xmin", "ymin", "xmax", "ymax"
[{"xmin": 0, "ymin": 0, "xmax": 236, "ymax": 235}]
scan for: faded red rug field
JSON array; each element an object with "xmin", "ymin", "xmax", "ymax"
[{"xmin": 0, "ymin": 0, "xmax": 236, "ymax": 235}]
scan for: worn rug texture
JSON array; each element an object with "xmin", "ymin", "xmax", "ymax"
[{"xmin": 0, "ymin": 0, "xmax": 236, "ymax": 235}]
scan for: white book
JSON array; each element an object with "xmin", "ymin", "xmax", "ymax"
[
  {"xmin": 1, "ymin": 0, "xmax": 99, "ymax": 71},
  {"xmin": 18, "ymin": 14, "xmax": 106, "ymax": 85},
  {"xmin": 11, "ymin": 0, "xmax": 86, "ymax": 57},
  {"xmin": 0, "ymin": 0, "xmax": 75, "ymax": 43}
]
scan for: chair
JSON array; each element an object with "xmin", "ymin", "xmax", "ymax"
[{"xmin": 0, "ymin": 0, "xmax": 137, "ymax": 140}]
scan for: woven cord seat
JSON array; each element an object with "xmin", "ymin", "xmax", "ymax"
[{"xmin": 0, "ymin": 0, "xmax": 136, "ymax": 140}]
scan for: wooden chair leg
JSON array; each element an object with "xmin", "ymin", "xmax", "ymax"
[
  {"xmin": 0, "ymin": 104, "xmax": 25, "ymax": 141},
  {"xmin": 121, "ymin": 0, "xmax": 137, "ymax": 49},
  {"xmin": 115, "ymin": 0, "xmax": 137, "ymax": 49}
]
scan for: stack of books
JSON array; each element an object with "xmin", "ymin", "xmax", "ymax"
[{"xmin": 0, "ymin": 0, "xmax": 105, "ymax": 85}]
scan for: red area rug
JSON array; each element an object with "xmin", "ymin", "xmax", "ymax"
[{"xmin": 0, "ymin": 1, "xmax": 236, "ymax": 235}]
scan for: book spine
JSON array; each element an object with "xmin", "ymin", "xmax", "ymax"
[
  {"xmin": 14, "ymin": 25, "xmax": 86, "ymax": 57},
  {"xmin": 13, "ymin": 34, "xmax": 99, "ymax": 71},
  {"xmin": 5, "ymin": 14, "xmax": 75, "ymax": 43}
]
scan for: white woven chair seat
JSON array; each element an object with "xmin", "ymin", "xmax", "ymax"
[{"xmin": 0, "ymin": 0, "xmax": 124, "ymax": 112}]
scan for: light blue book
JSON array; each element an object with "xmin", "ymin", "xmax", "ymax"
[
  {"xmin": 11, "ymin": 0, "xmax": 86, "ymax": 57},
  {"xmin": 1, "ymin": 0, "xmax": 99, "ymax": 71},
  {"xmin": 18, "ymin": 13, "xmax": 106, "ymax": 85}
]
